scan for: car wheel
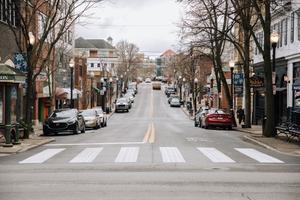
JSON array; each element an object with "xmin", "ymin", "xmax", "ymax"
[
  {"xmin": 73, "ymin": 123, "xmax": 79, "ymax": 134},
  {"xmin": 228, "ymin": 126, "xmax": 232, "ymax": 130}
]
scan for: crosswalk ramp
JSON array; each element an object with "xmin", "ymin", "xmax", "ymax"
[{"xmin": 18, "ymin": 146, "xmax": 285, "ymax": 164}]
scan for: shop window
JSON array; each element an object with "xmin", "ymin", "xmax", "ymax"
[
  {"xmin": 0, "ymin": 86, "xmax": 3, "ymax": 124},
  {"xmin": 10, "ymin": 86, "xmax": 17, "ymax": 123},
  {"xmin": 291, "ymin": 12, "xmax": 294, "ymax": 43}
]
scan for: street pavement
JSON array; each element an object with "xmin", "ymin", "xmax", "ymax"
[{"xmin": 0, "ymin": 83, "xmax": 300, "ymax": 200}]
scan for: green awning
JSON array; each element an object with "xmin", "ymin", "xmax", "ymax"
[{"xmin": 0, "ymin": 63, "xmax": 26, "ymax": 83}]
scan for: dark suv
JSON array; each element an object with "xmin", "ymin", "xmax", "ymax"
[{"xmin": 43, "ymin": 109, "xmax": 85, "ymax": 135}]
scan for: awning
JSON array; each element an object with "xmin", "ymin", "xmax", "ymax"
[
  {"xmin": 293, "ymin": 78, "xmax": 300, "ymax": 90},
  {"xmin": 276, "ymin": 87, "xmax": 286, "ymax": 92},
  {"xmin": 55, "ymin": 87, "xmax": 82, "ymax": 99},
  {"xmin": 0, "ymin": 63, "xmax": 26, "ymax": 83}
]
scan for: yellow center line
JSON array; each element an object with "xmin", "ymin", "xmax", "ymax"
[
  {"xmin": 143, "ymin": 124, "xmax": 152, "ymax": 143},
  {"xmin": 149, "ymin": 123, "xmax": 155, "ymax": 144}
]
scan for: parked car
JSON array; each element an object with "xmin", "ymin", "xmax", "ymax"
[
  {"xmin": 43, "ymin": 109, "xmax": 85, "ymax": 135},
  {"xmin": 194, "ymin": 107, "xmax": 209, "ymax": 127},
  {"xmin": 128, "ymin": 82, "xmax": 138, "ymax": 94},
  {"xmin": 93, "ymin": 107, "xmax": 107, "ymax": 127},
  {"xmin": 124, "ymin": 93, "xmax": 135, "ymax": 103},
  {"xmin": 168, "ymin": 95, "xmax": 179, "ymax": 104},
  {"xmin": 127, "ymin": 88, "xmax": 136, "ymax": 96},
  {"xmin": 122, "ymin": 95, "xmax": 132, "ymax": 109},
  {"xmin": 145, "ymin": 78, "xmax": 151, "ymax": 83},
  {"xmin": 165, "ymin": 86, "xmax": 176, "ymax": 97},
  {"xmin": 170, "ymin": 97, "xmax": 181, "ymax": 107},
  {"xmin": 81, "ymin": 109, "xmax": 100, "ymax": 129},
  {"xmin": 115, "ymin": 98, "xmax": 130, "ymax": 112},
  {"xmin": 200, "ymin": 108, "xmax": 233, "ymax": 130}
]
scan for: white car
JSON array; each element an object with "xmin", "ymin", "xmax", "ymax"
[
  {"xmin": 81, "ymin": 109, "xmax": 100, "ymax": 129},
  {"xmin": 93, "ymin": 107, "xmax": 107, "ymax": 127}
]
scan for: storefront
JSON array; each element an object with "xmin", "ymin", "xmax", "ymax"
[{"xmin": 0, "ymin": 64, "xmax": 25, "ymax": 147}]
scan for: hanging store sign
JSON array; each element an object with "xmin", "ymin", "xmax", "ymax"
[
  {"xmin": 250, "ymin": 75, "xmax": 264, "ymax": 88},
  {"xmin": 234, "ymin": 73, "xmax": 244, "ymax": 96}
]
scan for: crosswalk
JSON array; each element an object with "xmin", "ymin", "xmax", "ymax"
[{"xmin": 18, "ymin": 146, "xmax": 285, "ymax": 164}]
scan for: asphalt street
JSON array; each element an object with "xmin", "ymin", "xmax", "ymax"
[{"xmin": 0, "ymin": 83, "xmax": 300, "ymax": 200}]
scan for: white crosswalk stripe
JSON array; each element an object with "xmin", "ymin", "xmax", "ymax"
[
  {"xmin": 160, "ymin": 147, "xmax": 185, "ymax": 163},
  {"xmin": 115, "ymin": 147, "xmax": 139, "ymax": 163},
  {"xmin": 197, "ymin": 147, "xmax": 235, "ymax": 163},
  {"xmin": 70, "ymin": 148, "xmax": 103, "ymax": 163},
  {"xmin": 18, "ymin": 147, "xmax": 287, "ymax": 164},
  {"xmin": 19, "ymin": 148, "xmax": 65, "ymax": 164},
  {"xmin": 235, "ymin": 148, "xmax": 284, "ymax": 163}
]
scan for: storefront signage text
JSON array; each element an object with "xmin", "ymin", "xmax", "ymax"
[{"xmin": 250, "ymin": 75, "xmax": 264, "ymax": 88}]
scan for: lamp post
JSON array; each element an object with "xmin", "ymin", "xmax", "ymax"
[
  {"xmin": 229, "ymin": 61, "xmax": 237, "ymax": 127},
  {"xmin": 69, "ymin": 58, "xmax": 75, "ymax": 108},
  {"xmin": 229, "ymin": 61, "xmax": 235, "ymax": 109},
  {"xmin": 178, "ymin": 75, "xmax": 182, "ymax": 103},
  {"xmin": 182, "ymin": 77, "xmax": 186, "ymax": 105},
  {"xmin": 194, "ymin": 78, "xmax": 198, "ymax": 114},
  {"xmin": 271, "ymin": 31, "xmax": 279, "ymax": 88},
  {"xmin": 116, "ymin": 77, "xmax": 119, "ymax": 98},
  {"xmin": 90, "ymin": 72, "xmax": 95, "ymax": 108},
  {"xmin": 109, "ymin": 77, "xmax": 113, "ymax": 112}
]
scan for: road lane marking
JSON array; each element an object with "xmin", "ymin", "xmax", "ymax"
[
  {"xmin": 149, "ymin": 88, "xmax": 154, "ymax": 117},
  {"xmin": 235, "ymin": 148, "xmax": 284, "ymax": 163},
  {"xmin": 69, "ymin": 148, "xmax": 103, "ymax": 163},
  {"xmin": 115, "ymin": 147, "xmax": 139, "ymax": 162},
  {"xmin": 45, "ymin": 142, "xmax": 144, "ymax": 146},
  {"xmin": 149, "ymin": 123, "xmax": 155, "ymax": 144},
  {"xmin": 143, "ymin": 124, "xmax": 152, "ymax": 143},
  {"xmin": 160, "ymin": 147, "xmax": 185, "ymax": 163},
  {"xmin": 197, "ymin": 147, "xmax": 235, "ymax": 163},
  {"xmin": 19, "ymin": 148, "xmax": 65, "ymax": 164}
]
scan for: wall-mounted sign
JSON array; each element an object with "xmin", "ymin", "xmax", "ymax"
[
  {"xmin": 250, "ymin": 75, "xmax": 264, "ymax": 88},
  {"xmin": 0, "ymin": 75, "xmax": 14, "ymax": 81}
]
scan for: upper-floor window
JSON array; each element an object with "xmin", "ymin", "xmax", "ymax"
[
  {"xmin": 89, "ymin": 50, "xmax": 97, "ymax": 58},
  {"xmin": 280, "ymin": 20, "xmax": 283, "ymax": 47},
  {"xmin": 90, "ymin": 63, "xmax": 94, "ymax": 68},
  {"xmin": 291, "ymin": 12, "xmax": 294, "ymax": 43},
  {"xmin": 67, "ymin": 30, "xmax": 72, "ymax": 45},
  {"xmin": 0, "ymin": 0, "xmax": 17, "ymax": 26},
  {"xmin": 284, "ymin": 18, "xmax": 288, "ymax": 45},
  {"xmin": 109, "ymin": 51, "xmax": 114, "ymax": 57},
  {"xmin": 97, "ymin": 63, "xmax": 100, "ymax": 68}
]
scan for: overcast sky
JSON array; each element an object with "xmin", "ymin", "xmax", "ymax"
[{"xmin": 75, "ymin": 0, "xmax": 184, "ymax": 57}]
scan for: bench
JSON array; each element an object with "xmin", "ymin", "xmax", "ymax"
[{"xmin": 276, "ymin": 123, "xmax": 300, "ymax": 143}]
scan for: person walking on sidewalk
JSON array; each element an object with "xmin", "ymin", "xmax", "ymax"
[{"xmin": 237, "ymin": 107, "xmax": 245, "ymax": 125}]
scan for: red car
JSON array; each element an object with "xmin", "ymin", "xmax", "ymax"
[{"xmin": 200, "ymin": 108, "xmax": 233, "ymax": 130}]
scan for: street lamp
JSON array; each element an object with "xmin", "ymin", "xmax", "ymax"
[
  {"xmin": 229, "ymin": 61, "xmax": 235, "ymax": 111},
  {"xmin": 194, "ymin": 78, "xmax": 198, "ymax": 114},
  {"xmin": 271, "ymin": 31, "xmax": 279, "ymax": 87},
  {"xmin": 178, "ymin": 75, "xmax": 182, "ymax": 103},
  {"xmin": 90, "ymin": 72, "xmax": 95, "ymax": 108},
  {"xmin": 109, "ymin": 77, "xmax": 113, "ymax": 112},
  {"xmin": 69, "ymin": 58, "xmax": 75, "ymax": 108},
  {"xmin": 29, "ymin": 32, "xmax": 35, "ymax": 45},
  {"xmin": 116, "ymin": 77, "xmax": 119, "ymax": 98}
]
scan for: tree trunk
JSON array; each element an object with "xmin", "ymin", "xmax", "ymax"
[
  {"xmin": 23, "ymin": 69, "xmax": 34, "ymax": 139},
  {"xmin": 243, "ymin": 28, "xmax": 252, "ymax": 128},
  {"xmin": 263, "ymin": 1, "xmax": 275, "ymax": 137}
]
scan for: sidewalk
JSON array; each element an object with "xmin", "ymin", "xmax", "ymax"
[
  {"xmin": 0, "ymin": 110, "xmax": 116, "ymax": 156},
  {"xmin": 0, "ymin": 126, "xmax": 55, "ymax": 156},
  {"xmin": 181, "ymin": 106, "xmax": 300, "ymax": 156}
]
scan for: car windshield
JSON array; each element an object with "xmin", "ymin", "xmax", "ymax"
[
  {"xmin": 51, "ymin": 110, "xmax": 75, "ymax": 118},
  {"xmin": 171, "ymin": 98, "xmax": 179, "ymax": 103},
  {"xmin": 117, "ymin": 98, "xmax": 127, "ymax": 103},
  {"xmin": 208, "ymin": 109, "xmax": 226, "ymax": 114},
  {"xmin": 81, "ymin": 110, "xmax": 96, "ymax": 117}
]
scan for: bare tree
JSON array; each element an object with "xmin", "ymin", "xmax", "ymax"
[
  {"xmin": 5, "ymin": 0, "xmax": 102, "ymax": 138},
  {"xmin": 116, "ymin": 40, "xmax": 142, "ymax": 90}
]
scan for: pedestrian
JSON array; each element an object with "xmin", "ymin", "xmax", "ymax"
[{"xmin": 237, "ymin": 107, "xmax": 244, "ymax": 125}]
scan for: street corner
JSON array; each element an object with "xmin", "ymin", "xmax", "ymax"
[
  {"xmin": 0, "ymin": 136, "xmax": 55, "ymax": 154},
  {"xmin": 243, "ymin": 135, "xmax": 300, "ymax": 157}
]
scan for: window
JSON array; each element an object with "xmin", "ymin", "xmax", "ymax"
[
  {"xmin": 284, "ymin": 18, "xmax": 288, "ymax": 45},
  {"xmin": 68, "ymin": 30, "xmax": 72, "ymax": 45},
  {"xmin": 38, "ymin": 12, "xmax": 46, "ymax": 39},
  {"xmin": 291, "ymin": 12, "xmax": 294, "ymax": 43},
  {"xmin": 297, "ymin": 10, "xmax": 300, "ymax": 41},
  {"xmin": 90, "ymin": 63, "xmax": 94, "ymax": 68},
  {"xmin": 0, "ymin": 0, "xmax": 17, "ymax": 26},
  {"xmin": 280, "ymin": 20, "xmax": 283, "ymax": 47}
]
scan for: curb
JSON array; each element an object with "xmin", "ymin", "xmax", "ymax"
[
  {"xmin": 181, "ymin": 107, "xmax": 193, "ymax": 120},
  {"xmin": 243, "ymin": 135, "xmax": 300, "ymax": 157},
  {"xmin": 18, "ymin": 137, "xmax": 56, "ymax": 153}
]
